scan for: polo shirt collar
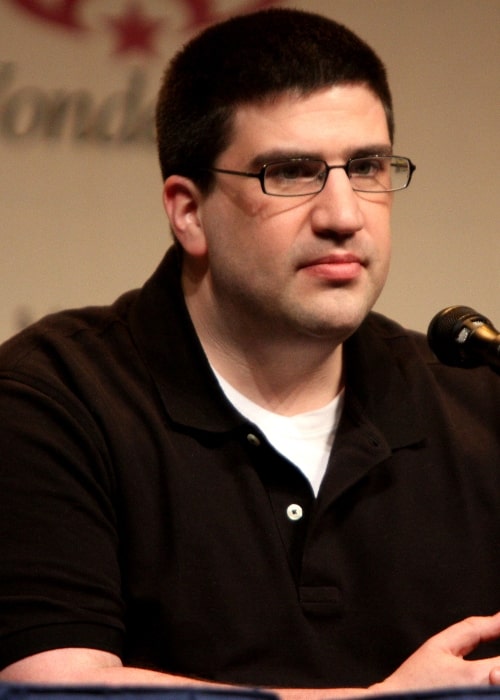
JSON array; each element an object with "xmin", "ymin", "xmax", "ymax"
[
  {"xmin": 344, "ymin": 315, "xmax": 425, "ymax": 449},
  {"xmin": 129, "ymin": 247, "xmax": 243, "ymax": 432}
]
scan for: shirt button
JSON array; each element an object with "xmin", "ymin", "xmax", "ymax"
[
  {"xmin": 286, "ymin": 504, "xmax": 303, "ymax": 521},
  {"xmin": 246, "ymin": 433, "xmax": 261, "ymax": 447}
]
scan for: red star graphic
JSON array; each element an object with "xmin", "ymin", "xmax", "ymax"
[{"xmin": 105, "ymin": 2, "xmax": 164, "ymax": 57}]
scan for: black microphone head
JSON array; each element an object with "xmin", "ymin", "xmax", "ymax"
[{"xmin": 427, "ymin": 305, "xmax": 493, "ymax": 368}]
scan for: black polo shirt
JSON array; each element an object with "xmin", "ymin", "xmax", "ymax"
[{"xmin": 0, "ymin": 247, "xmax": 499, "ymax": 688}]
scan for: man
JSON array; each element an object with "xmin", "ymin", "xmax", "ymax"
[{"xmin": 0, "ymin": 8, "xmax": 499, "ymax": 698}]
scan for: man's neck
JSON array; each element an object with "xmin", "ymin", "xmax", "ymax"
[
  {"xmin": 208, "ymin": 341, "xmax": 343, "ymax": 416},
  {"xmin": 184, "ymin": 286, "xmax": 344, "ymax": 417}
]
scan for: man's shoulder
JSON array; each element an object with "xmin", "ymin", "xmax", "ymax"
[
  {"xmin": 358, "ymin": 311, "xmax": 433, "ymax": 360},
  {"xmin": 363, "ymin": 310, "xmax": 420, "ymax": 336},
  {"xmin": 0, "ymin": 288, "xmax": 139, "ymax": 378},
  {"xmin": 361, "ymin": 311, "xmax": 500, "ymax": 400}
]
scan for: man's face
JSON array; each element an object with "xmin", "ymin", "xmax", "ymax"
[{"xmin": 191, "ymin": 84, "xmax": 393, "ymax": 344}]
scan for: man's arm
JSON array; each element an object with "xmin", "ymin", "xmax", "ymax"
[
  {"xmin": 2, "ymin": 615, "xmax": 500, "ymax": 700},
  {"xmin": 0, "ymin": 648, "xmax": 225, "ymax": 687}
]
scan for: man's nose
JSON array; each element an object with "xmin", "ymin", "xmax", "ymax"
[{"xmin": 310, "ymin": 168, "xmax": 364, "ymax": 237}]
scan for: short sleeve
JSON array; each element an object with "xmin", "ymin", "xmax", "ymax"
[{"xmin": 0, "ymin": 371, "xmax": 125, "ymax": 669}]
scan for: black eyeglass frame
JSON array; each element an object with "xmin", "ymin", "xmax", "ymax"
[{"xmin": 205, "ymin": 155, "xmax": 416, "ymax": 196}]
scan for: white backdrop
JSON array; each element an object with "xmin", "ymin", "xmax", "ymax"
[{"xmin": 1, "ymin": 0, "xmax": 499, "ymax": 342}]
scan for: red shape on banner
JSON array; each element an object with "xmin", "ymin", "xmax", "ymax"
[
  {"xmin": 7, "ymin": 0, "xmax": 88, "ymax": 31},
  {"xmin": 179, "ymin": 0, "xmax": 218, "ymax": 29},
  {"xmin": 7, "ymin": 0, "xmax": 286, "ymax": 56},
  {"xmin": 105, "ymin": 3, "xmax": 164, "ymax": 56},
  {"xmin": 181, "ymin": 0, "xmax": 284, "ymax": 30}
]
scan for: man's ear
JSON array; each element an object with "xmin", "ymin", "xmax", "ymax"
[{"xmin": 163, "ymin": 175, "xmax": 208, "ymax": 256}]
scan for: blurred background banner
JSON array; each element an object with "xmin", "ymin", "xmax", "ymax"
[{"xmin": 1, "ymin": 0, "xmax": 499, "ymax": 342}]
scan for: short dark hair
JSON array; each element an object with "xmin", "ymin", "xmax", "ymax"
[{"xmin": 156, "ymin": 8, "xmax": 394, "ymax": 191}]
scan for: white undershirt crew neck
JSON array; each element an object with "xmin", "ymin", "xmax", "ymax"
[{"xmin": 214, "ymin": 371, "xmax": 344, "ymax": 496}]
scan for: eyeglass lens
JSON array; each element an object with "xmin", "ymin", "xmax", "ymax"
[{"xmin": 263, "ymin": 157, "xmax": 411, "ymax": 195}]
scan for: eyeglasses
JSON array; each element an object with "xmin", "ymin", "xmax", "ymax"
[{"xmin": 206, "ymin": 155, "xmax": 416, "ymax": 196}]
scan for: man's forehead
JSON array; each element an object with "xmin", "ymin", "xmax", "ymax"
[
  {"xmin": 233, "ymin": 84, "xmax": 387, "ymax": 125},
  {"xmin": 226, "ymin": 85, "xmax": 391, "ymax": 157}
]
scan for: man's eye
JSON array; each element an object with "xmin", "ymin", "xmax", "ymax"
[
  {"xmin": 267, "ymin": 161, "xmax": 323, "ymax": 181},
  {"xmin": 349, "ymin": 158, "xmax": 382, "ymax": 177}
]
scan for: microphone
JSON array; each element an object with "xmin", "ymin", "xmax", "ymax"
[{"xmin": 427, "ymin": 305, "xmax": 500, "ymax": 372}]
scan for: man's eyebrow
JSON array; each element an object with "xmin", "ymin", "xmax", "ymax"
[
  {"xmin": 248, "ymin": 144, "xmax": 393, "ymax": 169},
  {"xmin": 349, "ymin": 145, "xmax": 393, "ymax": 158},
  {"xmin": 248, "ymin": 150, "xmax": 320, "ymax": 170}
]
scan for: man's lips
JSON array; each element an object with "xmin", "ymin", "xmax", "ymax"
[{"xmin": 299, "ymin": 253, "xmax": 364, "ymax": 282}]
